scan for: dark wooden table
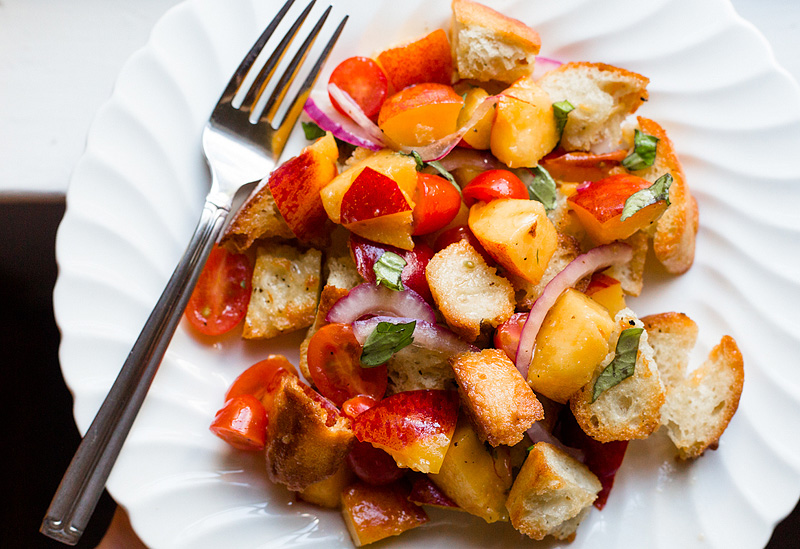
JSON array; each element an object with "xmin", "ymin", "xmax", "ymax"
[{"xmin": 4, "ymin": 200, "xmax": 798, "ymax": 548}]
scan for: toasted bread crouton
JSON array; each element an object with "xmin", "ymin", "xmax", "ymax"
[
  {"xmin": 450, "ymin": 0, "xmax": 541, "ymax": 84},
  {"xmin": 641, "ymin": 312, "xmax": 698, "ymax": 390},
  {"xmin": 265, "ymin": 374, "xmax": 354, "ymax": 491},
  {"xmin": 634, "ymin": 117, "xmax": 698, "ymax": 274},
  {"xmin": 570, "ymin": 309, "xmax": 665, "ymax": 442},
  {"xmin": 537, "ymin": 62, "xmax": 649, "ymax": 153},
  {"xmin": 660, "ymin": 336, "xmax": 744, "ymax": 460},
  {"xmin": 508, "ymin": 233, "xmax": 582, "ymax": 310},
  {"xmin": 220, "ymin": 180, "xmax": 295, "ymax": 253},
  {"xmin": 243, "ymin": 243, "xmax": 322, "ymax": 339},
  {"xmin": 450, "ymin": 349, "xmax": 544, "ymax": 446},
  {"xmin": 506, "ymin": 442, "xmax": 601, "ymax": 541},
  {"xmin": 604, "ymin": 230, "xmax": 648, "ymax": 297},
  {"xmin": 426, "ymin": 240, "xmax": 515, "ymax": 342},
  {"xmin": 385, "ymin": 344, "xmax": 457, "ymax": 395}
]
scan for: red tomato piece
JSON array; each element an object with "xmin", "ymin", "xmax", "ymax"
[
  {"xmin": 347, "ymin": 440, "xmax": 405, "ymax": 486},
  {"xmin": 225, "ymin": 355, "xmax": 298, "ymax": 402},
  {"xmin": 329, "ymin": 56, "xmax": 389, "ymax": 119},
  {"xmin": 412, "ymin": 173, "xmax": 462, "ymax": 236},
  {"xmin": 185, "ymin": 246, "xmax": 252, "ymax": 336},
  {"xmin": 306, "ymin": 323, "xmax": 388, "ymax": 407},
  {"xmin": 209, "ymin": 394, "xmax": 268, "ymax": 451},
  {"xmin": 494, "ymin": 312, "xmax": 528, "ymax": 362},
  {"xmin": 433, "ymin": 225, "xmax": 494, "ymax": 265},
  {"xmin": 461, "ymin": 169, "xmax": 528, "ymax": 207},
  {"xmin": 342, "ymin": 394, "xmax": 380, "ymax": 420}
]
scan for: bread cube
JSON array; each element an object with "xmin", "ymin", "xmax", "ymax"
[
  {"xmin": 641, "ymin": 311, "xmax": 698, "ymax": 390},
  {"xmin": 297, "ymin": 462, "xmax": 355, "ymax": 509},
  {"xmin": 569, "ymin": 309, "xmax": 665, "ymax": 442},
  {"xmin": 265, "ymin": 374, "xmax": 354, "ymax": 491},
  {"xmin": 506, "ymin": 442, "xmax": 601, "ymax": 541},
  {"xmin": 537, "ymin": 62, "xmax": 649, "ymax": 152},
  {"xmin": 220, "ymin": 182, "xmax": 294, "ymax": 253},
  {"xmin": 385, "ymin": 344, "xmax": 457, "ymax": 395},
  {"xmin": 604, "ymin": 230, "xmax": 649, "ymax": 297},
  {"xmin": 243, "ymin": 243, "xmax": 321, "ymax": 339},
  {"xmin": 635, "ymin": 116, "xmax": 698, "ymax": 274},
  {"xmin": 659, "ymin": 335, "xmax": 744, "ymax": 459},
  {"xmin": 426, "ymin": 240, "xmax": 514, "ymax": 342},
  {"xmin": 450, "ymin": 349, "xmax": 543, "ymax": 446},
  {"xmin": 450, "ymin": 0, "xmax": 541, "ymax": 84}
]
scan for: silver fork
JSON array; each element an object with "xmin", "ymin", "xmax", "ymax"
[{"xmin": 40, "ymin": 1, "xmax": 347, "ymax": 544}]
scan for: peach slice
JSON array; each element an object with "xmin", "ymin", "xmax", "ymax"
[
  {"xmin": 378, "ymin": 83, "xmax": 464, "ymax": 147},
  {"xmin": 490, "ymin": 77, "xmax": 559, "ymax": 168},
  {"xmin": 567, "ymin": 173, "xmax": 669, "ymax": 245},
  {"xmin": 584, "ymin": 271, "xmax": 626, "ymax": 317},
  {"xmin": 352, "ymin": 389, "xmax": 459, "ymax": 474},
  {"xmin": 457, "ymin": 86, "xmax": 495, "ymax": 150},
  {"xmin": 267, "ymin": 132, "xmax": 338, "ymax": 246},
  {"xmin": 377, "ymin": 28, "xmax": 453, "ymax": 92},
  {"xmin": 341, "ymin": 480, "xmax": 429, "ymax": 546}
]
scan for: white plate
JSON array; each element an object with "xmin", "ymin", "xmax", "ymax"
[{"xmin": 55, "ymin": 0, "xmax": 800, "ymax": 547}]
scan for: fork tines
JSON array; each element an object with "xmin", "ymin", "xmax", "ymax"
[{"xmin": 220, "ymin": 0, "xmax": 347, "ymax": 130}]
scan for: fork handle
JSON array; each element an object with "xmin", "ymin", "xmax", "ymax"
[{"xmin": 41, "ymin": 194, "xmax": 231, "ymax": 546}]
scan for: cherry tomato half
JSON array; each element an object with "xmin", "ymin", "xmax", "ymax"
[
  {"xmin": 225, "ymin": 355, "xmax": 298, "ymax": 402},
  {"xmin": 462, "ymin": 169, "xmax": 528, "ymax": 207},
  {"xmin": 329, "ymin": 56, "xmax": 389, "ymax": 119},
  {"xmin": 209, "ymin": 394, "xmax": 268, "ymax": 451},
  {"xmin": 342, "ymin": 394, "xmax": 380, "ymax": 420},
  {"xmin": 185, "ymin": 246, "xmax": 252, "ymax": 336},
  {"xmin": 412, "ymin": 172, "xmax": 462, "ymax": 236},
  {"xmin": 347, "ymin": 440, "xmax": 405, "ymax": 486},
  {"xmin": 306, "ymin": 323, "xmax": 388, "ymax": 407}
]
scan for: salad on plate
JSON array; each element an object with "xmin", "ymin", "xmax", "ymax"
[{"xmin": 186, "ymin": 0, "xmax": 744, "ymax": 545}]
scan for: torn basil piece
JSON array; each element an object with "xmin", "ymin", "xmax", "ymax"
[
  {"xmin": 360, "ymin": 320, "xmax": 416, "ymax": 367},
  {"xmin": 301, "ymin": 121, "xmax": 326, "ymax": 140},
  {"xmin": 620, "ymin": 173, "xmax": 673, "ymax": 221},
  {"xmin": 591, "ymin": 327, "xmax": 644, "ymax": 402},
  {"xmin": 374, "ymin": 251, "xmax": 406, "ymax": 291},
  {"xmin": 553, "ymin": 100, "xmax": 575, "ymax": 138},
  {"xmin": 518, "ymin": 165, "xmax": 558, "ymax": 211},
  {"xmin": 622, "ymin": 129, "xmax": 659, "ymax": 170},
  {"xmin": 402, "ymin": 151, "xmax": 461, "ymax": 195}
]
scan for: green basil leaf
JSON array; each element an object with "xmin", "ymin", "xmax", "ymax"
[
  {"xmin": 360, "ymin": 320, "xmax": 416, "ymax": 367},
  {"xmin": 374, "ymin": 251, "xmax": 406, "ymax": 291},
  {"xmin": 622, "ymin": 129, "xmax": 659, "ymax": 170},
  {"xmin": 620, "ymin": 173, "xmax": 673, "ymax": 221},
  {"xmin": 592, "ymin": 327, "xmax": 644, "ymax": 402},
  {"xmin": 518, "ymin": 166, "xmax": 558, "ymax": 211},
  {"xmin": 401, "ymin": 151, "xmax": 462, "ymax": 196},
  {"xmin": 301, "ymin": 121, "xmax": 326, "ymax": 140},
  {"xmin": 553, "ymin": 100, "xmax": 575, "ymax": 138}
]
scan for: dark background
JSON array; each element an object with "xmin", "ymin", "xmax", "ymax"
[{"xmin": 3, "ymin": 200, "xmax": 798, "ymax": 548}]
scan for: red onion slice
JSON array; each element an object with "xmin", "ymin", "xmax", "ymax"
[
  {"xmin": 532, "ymin": 56, "xmax": 563, "ymax": 80},
  {"xmin": 327, "ymin": 83, "xmax": 388, "ymax": 147},
  {"xmin": 304, "ymin": 91, "xmax": 384, "ymax": 151},
  {"xmin": 325, "ymin": 283, "xmax": 435, "ymax": 324},
  {"xmin": 351, "ymin": 315, "xmax": 478, "ymax": 355},
  {"xmin": 515, "ymin": 242, "xmax": 633, "ymax": 378}
]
